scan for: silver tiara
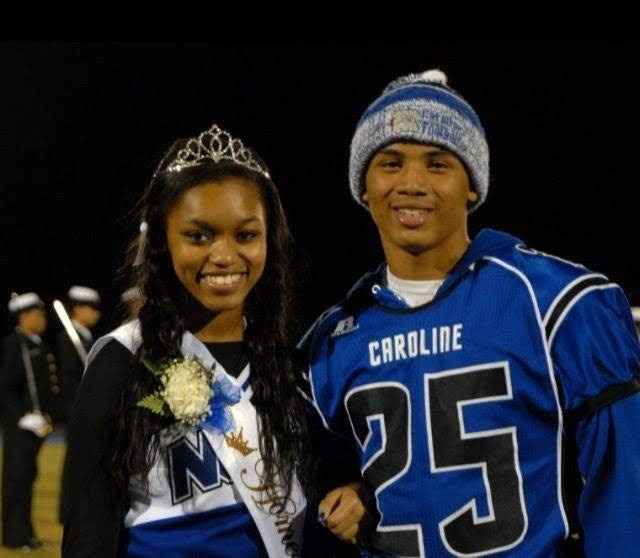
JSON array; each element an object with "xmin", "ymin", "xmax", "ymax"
[{"xmin": 166, "ymin": 124, "xmax": 270, "ymax": 179}]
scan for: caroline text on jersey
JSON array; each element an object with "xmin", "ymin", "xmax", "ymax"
[{"xmin": 368, "ymin": 324, "xmax": 463, "ymax": 367}]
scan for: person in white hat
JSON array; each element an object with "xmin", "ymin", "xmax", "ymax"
[
  {"xmin": 54, "ymin": 286, "xmax": 101, "ymax": 424},
  {"xmin": 0, "ymin": 292, "xmax": 52, "ymax": 550}
]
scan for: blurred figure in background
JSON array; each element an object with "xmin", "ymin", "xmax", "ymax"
[
  {"xmin": 0, "ymin": 292, "xmax": 53, "ymax": 551},
  {"xmin": 54, "ymin": 286, "xmax": 101, "ymax": 425},
  {"xmin": 55, "ymin": 286, "xmax": 101, "ymax": 525},
  {"xmin": 120, "ymin": 286, "xmax": 143, "ymax": 323}
]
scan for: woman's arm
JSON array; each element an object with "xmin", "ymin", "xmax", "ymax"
[{"xmin": 62, "ymin": 340, "xmax": 132, "ymax": 558}]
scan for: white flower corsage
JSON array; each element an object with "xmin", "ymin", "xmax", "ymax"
[
  {"xmin": 137, "ymin": 355, "xmax": 242, "ymax": 432},
  {"xmin": 137, "ymin": 356, "xmax": 213, "ymax": 427}
]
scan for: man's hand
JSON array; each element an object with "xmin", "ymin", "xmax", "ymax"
[{"xmin": 319, "ymin": 482, "xmax": 367, "ymax": 544}]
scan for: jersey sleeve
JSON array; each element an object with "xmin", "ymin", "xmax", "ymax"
[
  {"xmin": 574, "ymin": 393, "xmax": 640, "ymax": 555},
  {"xmin": 549, "ymin": 284, "xmax": 640, "ymax": 554},
  {"xmin": 549, "ymin": 283, "xmax": 640, "ymax": 414},
  {"xmin": 298, "ymin": 318, "xmax": 363, "ymax": 489}
]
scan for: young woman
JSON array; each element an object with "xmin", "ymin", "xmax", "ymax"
[{"xmin": 62, "ymin": 124, "xmax": 310, "ymax": 557}]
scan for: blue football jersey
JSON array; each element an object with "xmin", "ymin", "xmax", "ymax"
[{"xmin": 301, "ymin": 229, "xmax": 640, "ymax": 557}]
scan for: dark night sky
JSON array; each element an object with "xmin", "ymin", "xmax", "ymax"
[{"xmin": 1, "ymin": 41, "xmax": 639, "ymax": 338}]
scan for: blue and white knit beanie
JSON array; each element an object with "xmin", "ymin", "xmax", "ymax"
[{"xmin": 349, "ymin": 69, "xmax": 489, "ymax": 212}]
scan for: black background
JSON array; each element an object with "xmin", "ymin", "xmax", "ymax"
[{"xmin": 1, "ymin": 41, "xmax": 638, "ymax": 338}]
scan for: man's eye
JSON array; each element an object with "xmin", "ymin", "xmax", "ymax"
[
  {"xmin": 429, "ymin": 160, "xmax": 449, "ymax": 170},
  {"xmin": 381, "ymin": 160, "xmax": 401, "ymax": 168}
]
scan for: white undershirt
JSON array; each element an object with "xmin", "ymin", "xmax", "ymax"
[{"xmin": 386, "ymin": 268, "xmax": 445, "ymax": 308}]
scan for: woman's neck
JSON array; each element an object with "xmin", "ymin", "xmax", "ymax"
[{"xmin": 193, "ymin": 309, "xmax": 245, "ymax": 343}]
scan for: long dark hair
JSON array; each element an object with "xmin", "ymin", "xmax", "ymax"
[{"xmin": 111, "ymin": 134, "xmax": 309, "ymax": 505}]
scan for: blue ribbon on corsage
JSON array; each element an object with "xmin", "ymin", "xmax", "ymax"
[{"xmin": 201, "ymin": 373, "xmax": 242, "ymax": 434}]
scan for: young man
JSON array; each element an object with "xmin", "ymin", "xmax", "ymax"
[
  {"xmin": 301, "ymin": 70, "xmax": 640, "ymax": 557},
  {"xmin": 0, "ymin": 292, "xmax": 53, "ymax": 550}
]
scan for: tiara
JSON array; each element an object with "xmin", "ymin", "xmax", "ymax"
[{"xmin": 166, "ymin": 124, "xmax": 270, "ymax": 179}]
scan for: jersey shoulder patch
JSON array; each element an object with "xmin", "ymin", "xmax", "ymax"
[{"xmin": 330, "ymin": 315, "xmax": 360, "ymax": 338}]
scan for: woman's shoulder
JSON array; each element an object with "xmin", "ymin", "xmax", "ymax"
[
  {"xmin": 89, "ymin": 337, "xmax": 136, "ymax": 368},
  {"xmin": 81, "ymin": 336, "xmax": 138, "ymax": 400},
  {"xmin": 88, "ymin": 320, "xmax": 142, "ymax": 364}
]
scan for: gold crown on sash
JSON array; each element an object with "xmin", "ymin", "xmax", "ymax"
[{"xmin": 224, "ymin": 427, "xmax": 256, "ymax": 457}]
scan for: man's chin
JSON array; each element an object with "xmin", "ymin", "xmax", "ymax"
[
  {"xmin": 403, "ymin": 243, "xmax": 431, "ymax": 256},
  {"xmin": 395, "ymin": 235, "xmax": 433, "ymax": 256}
]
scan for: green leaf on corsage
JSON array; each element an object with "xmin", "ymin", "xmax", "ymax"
[
  {"xmin": 136, "ymin": 393, "xmax": 167, "ymax": 415},
  {"xmin": 141, "ymin": 357, "xmax": 164, "ymax": 377}
]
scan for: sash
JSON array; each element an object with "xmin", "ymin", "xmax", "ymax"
[{"xmin": 87, "ymin": 321, "xmax": 306, "ymax": 558}]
